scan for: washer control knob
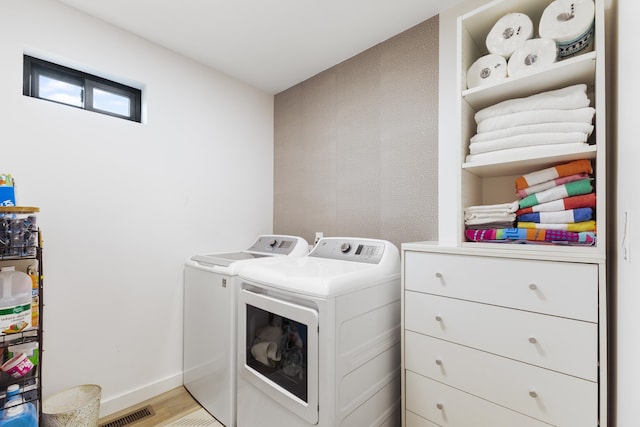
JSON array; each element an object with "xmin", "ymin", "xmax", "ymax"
[
  {"xmin": 340, "ymin": 242, "xmax": 352, "ymax": 253},
  {"xmin": 268, "ymin": 239, "xmax": 278, "ymax": 248}
]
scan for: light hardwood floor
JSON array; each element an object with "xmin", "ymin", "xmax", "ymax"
[{"xmin": 98, "ymin": 386, "xmax": 220, "ymax": 426}]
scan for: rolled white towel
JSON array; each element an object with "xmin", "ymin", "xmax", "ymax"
[{"xmin": 474, "ymin": 84, "xmax": 589, "ymax": 124}]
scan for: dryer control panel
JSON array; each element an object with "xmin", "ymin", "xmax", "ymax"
[
  {"xmin": 247, "ymin": 235, "xmax": 308, "ymax": 256},
  {"xmin": 309, "ymin": 237, "xmax": 386, "ymax": 264}
]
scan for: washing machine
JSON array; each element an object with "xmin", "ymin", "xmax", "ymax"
[
  {"xmin": 236, "ymin": 237, "xmax": 401, "ymax": 427},
  {"xmin": 183, "ymin": 235, "xmax": 309, "ymax": 427}
]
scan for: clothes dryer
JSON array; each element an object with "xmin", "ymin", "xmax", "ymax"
[
  {"xmin": 236, "ymin": 237, "xmax": 401, "ymax": 427},
  {"xmin": 183, "ymin": 235, "xmax": 308, "ymax": 426}
]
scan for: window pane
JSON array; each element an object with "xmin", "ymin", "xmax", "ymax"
[
  {"xmin": 93, "ymin": 88, "xmax": 130, "ymax": 116},
  {"xmin": 38, "ymin": 75, "xmax": 83, "ymax": 107}
]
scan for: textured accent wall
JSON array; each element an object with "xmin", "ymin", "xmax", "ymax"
[{"xmin": 274, "ymin": 16, "xmax": 439, "ymax": 249}]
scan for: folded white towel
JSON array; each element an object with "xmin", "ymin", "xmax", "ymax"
[
  {"xmin": 474, "ymin": 84, "xmax": 589, "ymax": 123},
  {"xmin": 464, "ymin": 201, "xmax": 519, "ymax": 214},
  {"xmin": 465, "ymin": 142, "xmax": 590, "ymax": 164},
  {"xmin": 464, "ymin": 212, "xmax": 516, "ymax": 224},
  {"xmin": 469, "ymin": 131, "xmax": 588, "ymax": 155},
  {"xmin": 477, "ymin": 107, "xmax": 595, "ymax": 134},
  {"xmin": 470, "ymin": 122, "xmax": 594, "ymax": 143}
]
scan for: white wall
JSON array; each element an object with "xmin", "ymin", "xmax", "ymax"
[
  {"xmin": 615, "ymin": 0, "xmax": 640, "ymax": 425},
  {"xmin": 0, "ymin": 0, "xmax": 274, "ymax": 416}
]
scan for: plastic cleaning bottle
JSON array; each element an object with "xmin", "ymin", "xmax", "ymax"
[
  {"xmin": 26, "ymin": 266, "xmax": 37, "ymax": 328},
  {"xmin": 0, "ymin": 267, "xmax": 31, "ymax": 333},
  {"xmin": 0, "ymin": 384, "xmax": 37, "ymax": 426}
]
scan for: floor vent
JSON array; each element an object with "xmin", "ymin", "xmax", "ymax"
[{"xmin": 98, "ymin": 405, "xmax": 156, "ymax": 427}]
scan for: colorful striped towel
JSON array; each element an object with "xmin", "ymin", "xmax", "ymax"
[
  {"xmin": 515, "ymin": 159, "xmax": 593, "ymax": 190},
  {"xmin": 516, "ymin": 173, "xmax": 590, "ymax": 198},
  {"xmin": 516, "ymin": 193, "xmax": 596, "ymax": 214},
  {"xmin": 465, "ymin": 227, "xmax": 596, "ymax": 245},
  {"xmin": 518, "ymin": 179, "xmax": 593, "ymax": 209},
  {"xmin": 517, "ymin": 220, "xmax": 596, "ymax": 232},
  {"xmin": 517, "ymin": 207, "xmax": 593, "ymax": 224}
]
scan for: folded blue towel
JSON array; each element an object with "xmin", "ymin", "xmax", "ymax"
[{"xmin": 517, "ymin": 207, "xmax": 593, "ymax": 224}]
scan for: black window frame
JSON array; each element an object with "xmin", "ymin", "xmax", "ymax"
[{"xmin": 23, "ymin": 55, "xmax": 142, "ymax": 123}]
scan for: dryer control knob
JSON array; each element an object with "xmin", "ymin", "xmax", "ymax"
[{"xmin": 340, "ymin": 242, "xmax": 352, "ymax": 253}]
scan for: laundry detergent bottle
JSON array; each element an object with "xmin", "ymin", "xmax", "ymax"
[
  {"xmin": 0, "ymin": 384, "xmax": 37, "ymax": 426},
  {"xmin": 0, "ymin": 267, "xmax": 31, "ymax": 333}
]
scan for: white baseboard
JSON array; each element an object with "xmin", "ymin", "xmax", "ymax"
[{"xmin": 99, "ymin": 372, "xmax": 184, "ymax": 418}]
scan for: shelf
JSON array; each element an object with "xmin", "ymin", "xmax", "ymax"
[
  {"xmin": 463, "ymin": 145, "xmax": 597, "ymax": 177},
  {"xmin": 463, "ymin": 52, "xmax": 597, "ymax": 111},
  {"xmin": 0, "ymin": 207, "xmax": 39, "ymax": 215},
  {"xmin": 457, "ymin": 0, "xmax": 605, "ymax": 253}
]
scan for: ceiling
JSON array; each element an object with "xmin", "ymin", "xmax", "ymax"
[{"xmin": 55, "ymin": 0, "xmax": 462, "ymax": 94}]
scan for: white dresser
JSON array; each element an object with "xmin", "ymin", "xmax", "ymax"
[{"xmin": 401, "ymin": 245, "xmax": 607, "ymax": 426}]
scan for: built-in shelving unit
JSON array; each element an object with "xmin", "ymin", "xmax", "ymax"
[
  {"xmin": 458, "ymin": 0, "xmax": 606, "ymax": 257},
  {"xmin": 401, "ymin": 0, "xmax": 608, "ymax": 425}
]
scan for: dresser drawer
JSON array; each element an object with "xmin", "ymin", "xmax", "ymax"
[
  {"xmin": 405, "ymin": 371, "xmax": 552, "ymax": 427},
  {"xmin": 406, "ymin": 410, "xmax": 439, "ymax": 427},
  {"xmin": 405, "ymin": 331, "xmax": 598, "ymax": 427},
  {"xmin": 404, "ymin": 251, "xmax": 598, "ymax": 322},
  {"xmin": 405, "ymin": 292, "xmax": 597, "ymax": 380}
]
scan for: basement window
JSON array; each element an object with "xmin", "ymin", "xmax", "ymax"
[{"xmin": 23, "ymin": 55, "xmax": 142, "ymax": 122}]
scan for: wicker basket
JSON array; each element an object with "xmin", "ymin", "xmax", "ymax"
[{"xmin": 42, "ymin": 384, "xmax": 101, "ymax": 427}]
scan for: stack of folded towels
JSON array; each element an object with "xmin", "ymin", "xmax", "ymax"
[
  {"xmin": 466, "ymin": 84, "xmax": 595, "ymax": 164},
  {"xmin": 464, "ymin": 201, "xmax": 518, "ymax": 229},
  {"xmin": 464, "ymin": 159, "xmax": 596, "ymax": 245}
]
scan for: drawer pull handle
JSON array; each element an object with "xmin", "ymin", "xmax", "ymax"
[
  {"xmin": 529, "ymin": 283, "xmax": 537, "ymax": 290},
  {"xmin": 435, "ymin": 272, "xmax": 443, "ymax": 279},
  {"xmin": 435, "ymin": 359, "xmax": 442, "ymax": 366},
  {"xmin": 528, "ymin": 337, "xmax": 537, "ymax": 344},
  {"xmin": 529, "ymin": 390, "xmax": 538, "ymax": 398},
  {"xmin": 435, "ymin": 315, "xmax": 443, "ymax": 322},
  {"xmin": 436, "ymin": 403, "xmax": 444, "ymax": 410}
]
